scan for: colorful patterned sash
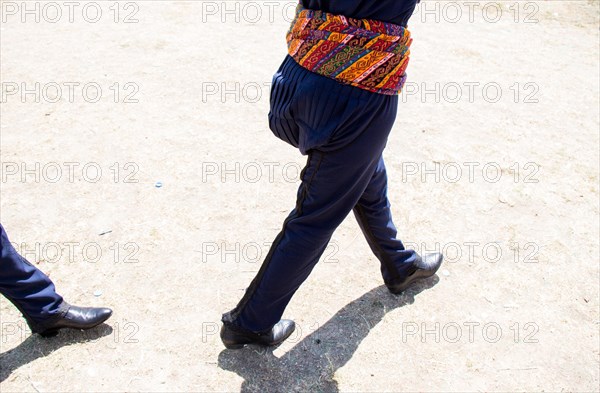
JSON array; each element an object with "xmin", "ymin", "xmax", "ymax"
[{"xmin": 286, "ymin": 3, "xmax": 412, "ymax": 95}]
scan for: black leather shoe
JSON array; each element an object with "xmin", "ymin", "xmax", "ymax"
[
  {"xmin": 37, "ymin": 305, "xmax": 113, "ymax": 337},
  {"xmin": 220, "ymin": 319, "xmax": 295, "ymax": 349},
  {"xmin": 387, "ymin": 253, "xmax": 444, "ymax": 295}
]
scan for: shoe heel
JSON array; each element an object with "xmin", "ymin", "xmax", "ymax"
[
  {"xmin": 39, "ymin": 329, "xmax": 59, "ymax": 338},
  {"xmin": 223, "ymin": 342, "xmax": 246, "ymax": 350}
]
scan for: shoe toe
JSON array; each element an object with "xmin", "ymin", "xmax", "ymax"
[
  {"xmin": 67, "ymin": 306, "xmax": 113, "ymax": 328},
  {"xmin": 269, "ymin": 319, "xmax": 296, "ymax": 345},
  {"xmin": 93, "ymin": 308, "xmax": 113, "ymax": 324},
  {"xmin": 422, "ymin": 253, "xmax": 443, "ymax": 271},
  {"xmin": 279, "ymin": 319, "xmax": 295, "ymax": 330},
  {"xmin": 97, "ymin": 307, "xmax": 113, "ymax": 319}
]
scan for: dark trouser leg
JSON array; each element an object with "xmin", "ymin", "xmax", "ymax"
[
  {"xmin": 353, "ymin": 156, "xmax": 418, "ymax": 285},
  {"xmin": 224, "ymin": 93, "xmax": 398, "ymax": 333},
  {"xmin": 0, "ymin": 223, "xmax": 67, "ymax": 330}
]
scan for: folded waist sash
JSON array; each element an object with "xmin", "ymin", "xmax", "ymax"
[{"xmin": 286, "ymin": 3, "xmax": 413, "ymax": 95}]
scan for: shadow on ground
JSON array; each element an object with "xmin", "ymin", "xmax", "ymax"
[
  {"xmin": 218, "ymin": 277, "xmax": 439, "ymax": 392},
  {"xmin": 0, "ymin": 323, "xmax": 113, "ymax": 382}
]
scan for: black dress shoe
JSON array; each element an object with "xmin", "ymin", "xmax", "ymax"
[
  {"xmin": 387, "ymin": 253, "xmax": 444, "ymax": 295},
  {"xmin": 220, "ymin": 319, "xmax": 295, "ymax": 349},
  {"xmin": 37, "ymin": 305, "xmax": 113, "ymax": 337}
]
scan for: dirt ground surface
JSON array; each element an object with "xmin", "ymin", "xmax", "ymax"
[{"xmin": 1, "ymin": 0, "xmax": 599, "ymax": 391}]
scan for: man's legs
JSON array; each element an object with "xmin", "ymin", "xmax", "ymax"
[
  {"xmin": 224, "ymin": 94, "xmax": 398, "ymax": 333},
  {"xmin": 0, "ymin": 223, "xmax": 68, "ymax": 330},
  {"xmin": 353, "ymin": 156, "xmax": 419, "ymax": 286}
]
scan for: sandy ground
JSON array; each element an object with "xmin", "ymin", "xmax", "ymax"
[{"xmin": 0, "ymin": 0, "xmax": 599, "ymax": 391}]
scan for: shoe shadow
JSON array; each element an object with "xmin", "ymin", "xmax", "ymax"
[
  {"xmin": 0, "ymin": 323, "xmax": 113, "ymax": 383},
  {"xmin": 218, "ymin": 276, "xmax": 439, "ymax": 392}
]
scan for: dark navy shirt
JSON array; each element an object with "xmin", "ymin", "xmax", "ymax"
[{"xmin": 301, "ymin": 0, "xmax": 420, "ymax": 27}]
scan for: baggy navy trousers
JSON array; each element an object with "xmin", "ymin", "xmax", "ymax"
[
  {"xmin": 0, "ymin": 223, "xmax": 66, "ymax": 330},
  {"xmin": 224, "ymin": 56, "xmax": 417, "ymax": 332}
]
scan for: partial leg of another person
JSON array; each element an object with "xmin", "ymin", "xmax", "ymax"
[{"xmin": 0, "ymin": 223, "xmax": 112, "ymax": 337}]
